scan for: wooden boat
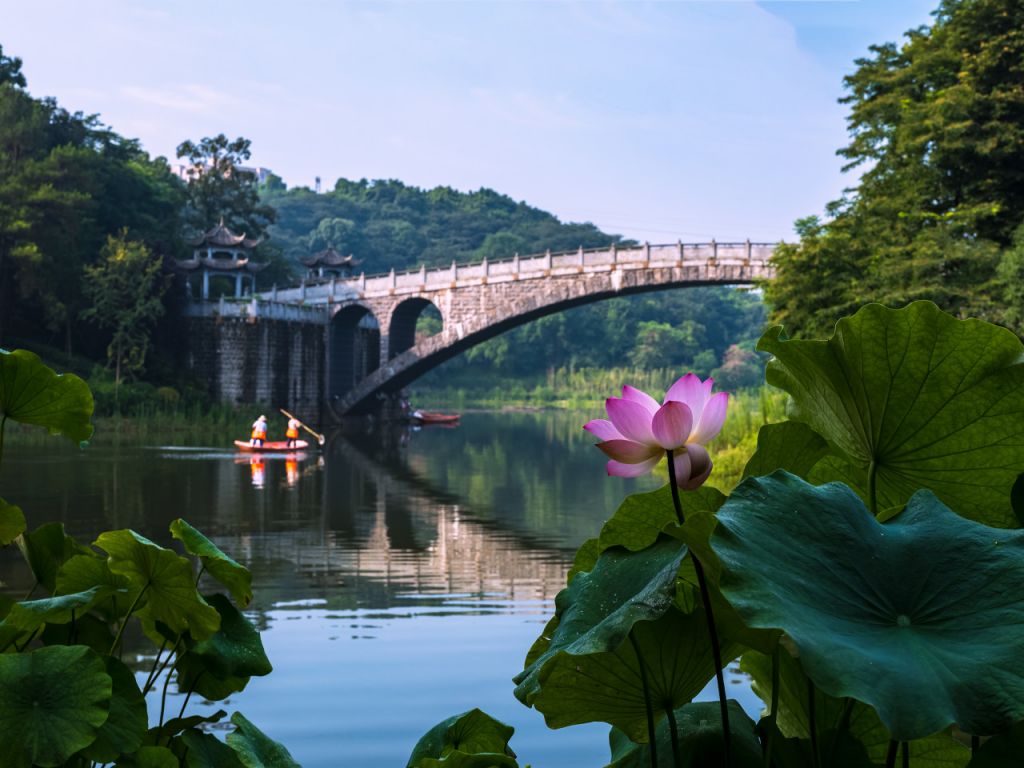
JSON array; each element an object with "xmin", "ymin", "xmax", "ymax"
[
  {"xmin": 409, "ymin": 410, "xmax": 460, "ymax": 425},
  {"xmin": 233, "ymin": 439, "xmax": 309, "ymax": 452}
]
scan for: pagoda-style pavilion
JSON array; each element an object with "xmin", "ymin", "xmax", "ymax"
[
  {"xmin": 300, "ymin": 246, "xmax": 359, "ymax": 280},
  {"xmin": 174, "ymin": 219, "xmax": 267, "ymax": 300}
]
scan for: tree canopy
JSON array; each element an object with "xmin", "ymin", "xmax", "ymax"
[{"xmin": 766, "ymin": 0, "xmax": 1024, "ymax": 337}]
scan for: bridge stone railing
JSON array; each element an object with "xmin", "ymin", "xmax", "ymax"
[
  {"xmin": 182, "ymin": 296, "xmax": 331, "ymax": 324},
  {"xmin": 265, "ymin": 241, "xmax": 775, "ymax": 305}
]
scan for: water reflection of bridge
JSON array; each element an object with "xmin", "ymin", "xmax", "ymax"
[{"xmin": 230, "ymin": 432, "xmax": 572, "ymax": 607}]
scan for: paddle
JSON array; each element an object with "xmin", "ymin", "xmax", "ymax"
[{"xmin": 279, "ymin": 408, "xmax": 326, "ymax": 446}]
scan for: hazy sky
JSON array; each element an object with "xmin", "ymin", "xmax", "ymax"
[{"xmin": 3, "ymin": 1, "xmax": 936, "ymax": 243}]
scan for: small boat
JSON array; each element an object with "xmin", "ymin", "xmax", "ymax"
[
  {"xmin": 234, "ymin": 440, "xmax": 310, "ymax": 452},
  {"xmin": 409, "ymin": 410, "xmax": 460, "ymax": 425}
]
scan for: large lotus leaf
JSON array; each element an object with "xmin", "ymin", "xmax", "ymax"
[
  {"xmin": 742, "ymin": 421, "xmax": 829, "ymax": 481},
  {"xmin": 528, "ymin": 608, "xmax": 741, "ymax": 740},
  {"xmin": 80, "ymin": 657, "xmax": 148, "ymax": 762},
  {"xmin": 598, "ymin": 486, "xmax": 725, "ymax": 554},
  {"xmin": 18, "ymin": 521, "xmax": 95, "ymax": 593},
  {"xmin": 95, "ymin": 529, "xmax": 220, "ymax": 641},
  {"xmin": 179, "ymin": 728, "xmax": 246, "ymax": 768},
  {"xmin": 0, "ymin": 587, "xmax": 107, "ymax": 650},
  {"xmin": 114, "ymin": 746, "xmax": 179, "ymax": 767},
  {"xmin": 759, "ymin": 301, "xmax": 1024, "ymax": 526},
  {"xmin": 147, "ymin": 710, "xmax": 227, "ymax": 748},
  {"xmin": 57, "ymin": 553, "xmax": 135, "ymax": 620},
  {"xmin": 567, "ymin": 537, "xmax": 602, "ymax": 582},
  {"xmin": 606, "ymin": 700, "xmax": 762, "ymax": 768},
  {"xmin": 514, "ymin": 537, "xmax": 688, "ymax": 707},
  {"xmin": 0, "ymin": 497, "xmax": 25, "ymax": 545},
  {"xmin": 41, "ymin": 613, "xmax": 114, "ymax": 654},
  {"xmin": 179, "ymin": 593, "xmax": 271, "ymax": 680},
  {"xmin": 170, "ymin": 519, "xmax": 253, "ymax": 607},
  {"xmin": 742, "ymin": 650, "xmax": 969, "ymax": 768},
  {"xmin": 753, "ymin": 723, "xmax": 874, "ymax": 768},
  {"xmin": 174, "ymin": 651, "xmax": 250, "ymax": 701},
  {"xmin": 0, "ymin": 349, "xmax": 93, "ymax": 443},
  {"xmin": 407, "ymin": 708, "xmax": 518, "ymax": 768},
  {"xmin": 967, "ymin": 722, "xmax": 1024, "ymax": 767},
  {"xmin": 0, "ymin": 645, "xmax": 111, "ymax": 768},
  {"xmin": 226, "ymin": 712, "xmax": 302, "ymax": 767},
  {"xmin": 712, "ymin": 471, "xmax": 1024, "ymax": 740}
]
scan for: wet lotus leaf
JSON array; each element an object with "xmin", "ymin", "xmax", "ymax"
[
  {"xmin": 178, "ymin": 593, "xmax": 271, "ymax": 680},
  {"xmin": 80, "ymin": 657, "xmax": 148, "ymax": 762},
  {"xmin": 170, "ymin": 519, "xmax": 253, "ymax": 607},
  {"xmin": 759, "ymin": 301, "xmax": 1024, "ymax": 526},
  {"xmin": 0, "ymin": 348, "xmax": 93, "ymax": 443},
  {"xmin": 606, "ymin": 700, "xmax": 762, "ymax": 768},
  {"xmin": 174, "ymin": 651, "xmax": 250, "ymax": 701},
  {"xmin": 0, "ymin": 497, "xmax": 25, "ymax": 545},
  {"xmin": 528, "ymin": 608, "xmax": 740, "ymax": 741},
  {"xmin": 567, "ymin": 537, "xmax": 601, "ymax": 582},
  {"xmin": 599, "ymin": 485, "xmax": 725, "ymax": 555},
  {"xmin": 742, "ymin": 650, "xmax": 969, "ymax": 768},
  {"xmin": 226, "ymin": 712, "xmax": 302, "ymax": 767},
  {"xmin": 57, "ymin": 553, "xmax": 135, "ymax": 620},
  {"xmin": 741, "ymin": 420, "xmax": 829, "ymax": 481},
  {"xmin": 407, "ymin": 708, "xmax": 518, "ymax": 768},
  {"xmin": 713, "ymin": 471, "xmax": 1024, "ymax": 740},
  {"xmin": 0, "ymin": 645, "xmax": 111, "ymax": 767},
  {"xmin": 0, "ymin": 587, "xmax": 107, "ymax": 649},
  {"xmin": 149, "ymin": 710, "xmax": 226, "ymax": 747},
  {"xmin": 179, "ymin": 728, "xmax": 246, "ymax": 768},
  {"xmin": 514, "ymin": 537, "xmax": 688, "ymax": 710},
  {"xmin": 114, "ymin": 745, "xmax": 179, "ymax": 767},
  {"xmin": 95, "ymin": 529, "xmax": 220, "ymax": 641},
  {"xmin": 18, "ymin": 521, "xmax": 94, "ymax": 593}
]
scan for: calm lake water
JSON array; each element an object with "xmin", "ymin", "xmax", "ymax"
[{"xmin": 0, "ymin": 411, "xmax": 760, "ymax": 767}]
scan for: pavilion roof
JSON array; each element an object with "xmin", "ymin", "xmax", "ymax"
[
  {"xmin": 186, "ymin": 218, "xmax": 263, "ymax": 249},
  {"xmin": 172, "ymin": 256, "xmax": 269, "ymax": 273},
  {"xmin": 299, "ymin": 246, "xmax": 358, "ymax": 269}
]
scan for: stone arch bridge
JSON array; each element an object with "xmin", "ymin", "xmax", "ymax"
[{"xmin": 182, "ymin": 241, "xmax": 775, "ymax": 421}]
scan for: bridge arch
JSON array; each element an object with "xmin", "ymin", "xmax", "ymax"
[
  {"xmin": 387, "ymin": 297, "xmax": 442, "ymax": 360},
  {"xmin": 328, "ymin": 304, "xmax": 381, "ymax": 401}
]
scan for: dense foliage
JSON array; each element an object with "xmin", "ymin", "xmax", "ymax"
[
  {"xmin": 411, "ymin": 301, "xmax": 1024, "ymax": 768},
  {"xmin": 767, "ymin": 0, "xmax": 1024, "ymax": 337}
]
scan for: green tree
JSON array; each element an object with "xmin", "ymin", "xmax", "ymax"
[
  {"xmin": 176, "ymin": 134, "xmax": 276, "ymax": 239},
  {"xmin": 81, "ymin": 233, "xmax": 166, "ymax": 394}
]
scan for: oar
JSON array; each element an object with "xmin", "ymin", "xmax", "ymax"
[{"xmin": 279, "ymin": 408, "xmax": 326, "ymax": 446}]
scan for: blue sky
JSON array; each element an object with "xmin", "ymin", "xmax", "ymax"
[{"xmin": 3, "ymin": 1, "xmax": 936, "ymax": 243}]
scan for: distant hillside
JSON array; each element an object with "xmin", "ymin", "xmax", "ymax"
[{"xmin": 262, "ymin": 177, "xmax": 629, "ymax": 276}]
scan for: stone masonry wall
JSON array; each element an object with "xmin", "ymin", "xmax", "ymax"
[{"xmin": 184, "ymin": 315, "xmax": 326, "ymax": 425}]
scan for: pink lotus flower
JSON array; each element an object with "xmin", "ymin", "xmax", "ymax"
[{"xmin": 583, "ymin": 373, "xmax": 728, "ymax": 489}]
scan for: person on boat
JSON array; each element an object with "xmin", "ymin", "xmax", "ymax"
[
  {"xmin": 285, "ymin": 416, "xmax": 301, "ymax": 448},
  {"xmin": 251, "ymin": 415, "xmax": 268, "ymax": 447}
]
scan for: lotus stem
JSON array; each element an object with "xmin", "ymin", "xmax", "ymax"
[
  {"xmin": 143, "ymin": 639, "xmax": 169, "ymax": 694},
  {"xmin": 807, "ymin": 677, "xmax": 821, "ymax": 768},
  {"xmin": 972, "ymin": 734, "xmax": 980, "ymax": 752},
  {"xmin": 159, "ymin": 654, "xmax": 175, "ymax": 727},
  {"xmin": 764, "ymin": 646, "xmax": 781, "ymax": 768},
  {"xmin": 142, "ymin": 635, "xmax": 182, "ymax": 697},
  {"xmin": 109, "ymin": 582, "xmax": 149, "ymax": 657},
  {"xmin": 665, "ymin": 701, "xmax": 682, "ymax": 768},
  {"xmin": 629, "ymin": 632, "xmax": 659, "ymax": 768},
  {"xmin": 902, "ymin": 742, "xmax": 909, "ymax": 768},
  {"xmin": 827, "ymin": 698, "xmax": 855, "ymax": 764},
  {"xmin": 194, "ymin": 563, "xmax": 206, "ymax": 588},
  {"xmin": 666, "ymin": 449, "xmax": 731, "ymax": 767},
  {"xmin": 885, "ymin": 740, "xmax": 898, "ymax": 768}
]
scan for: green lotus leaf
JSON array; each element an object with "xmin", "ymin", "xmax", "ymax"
[
  {"xmin": 407, "ymin": 709, "xmax": 518, "ymax": 768},
  {"xmin": 114, "ymin": 745, "xmax": 179, "ymax": 767},
  {"xmin": 741, "ymin": 421, "xmax": 829, "ymax": 481},
  {"xmin": 95, "ymin": 529, "xmax": 220, "ymax": 641},
  {"xmin": 742, "ymin": 649, "xmax": 969, "ymax": 768},
  {"xmin": 606, "ymin": 700, "xmax": 762, "ymax": 768},
  {"xmin": 226, "ymin": 712, "xmax": 302, "ymax": 767},
  {"xmin": 0, "ymin": 349, "xmax": 94, "ymax": 443},
  {"xmin": 178, "ymin": 593, "xmax": 271, "ymax": 680},
  {"xmin": 712, "ymin": 471, "xmax": 1024, "ymax": 740},
  {"xmin": 567, "ymin": 537, "xmax": 601, "ymax": 582},
  {"xmin": 170, "ymin": 519, "xmax": 253, "ymax": 607},
  {"xmin": 0, "ymin": 587, "xmax": 107, "ymax": 650},
  {"xmin": 759, "ymin": 301, "xmax": 1024, "ymax": 526},
  {"xmin": 57, "ymin": 553, "xmax": 135, "ymax": 620},
  {"xmin": 40, "ymin": 612, "xmax": 113, "ymax": 653},
  {"xmin": 753, "ymin": 723, "xmax": 874, "ymax": 768},
  {"xmin": 179, "ymin": 728, "xmax": 246, "ymax": 768},
  {"xmin": 149, "ymin": 710, "xmax": 226, "ymax": 747},
  {"xmin": 18, "ymin": 521, "xmax": 94, "ymax": 593},
  {"xmin": 1012, "ymin": 474, "xmax": 1024, "ymax": 527},
  {"xmin": 0, "ymin": 645, "xmax": 111, "ymax": 768},
  {"xmin": 514, "ymin": 537, "xmax": 688, "ymax": 709},
  {"xmin": 599, "ymin": 486, "xmax": 725, "ymax": 555},
  {"xmin": 967, "ymin": 722, "xmax": 1024, "ymax": 767},
  {"xmin": 174, "ymin": 651, "xmax": 250, "ymax": 701},
  {"xmin": 528, "ymin": 608, "xmax": 740, "ymax": 741},
  {"xmin": 0, "ymin": 497, "xmax": 25, "ymax": 545},
  {"xmin": 80, "ymin": 657, "xmax": 147, "ymax": 762}
]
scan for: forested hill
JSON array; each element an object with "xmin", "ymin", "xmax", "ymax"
[
  {"xmin": 263, "ymin": 178, "xmax": 768, "ymax": 389},
  {"xmin": 262, "ymin": 178, "xmax": 628, "ymax": 275}
]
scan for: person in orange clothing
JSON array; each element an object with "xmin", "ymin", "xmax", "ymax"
[
  {"xmin": 250, "ymin": 415, "xmax": 268, "ymax": 447},
  {"xmin": 285, "ymin": 416, "xmax": 301, "ymax": 448}
]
